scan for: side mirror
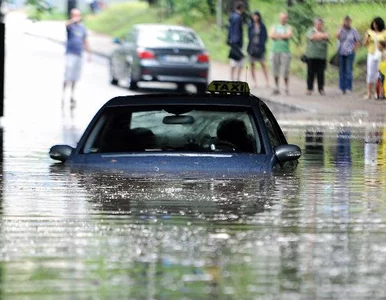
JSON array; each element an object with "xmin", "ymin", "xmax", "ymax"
[
  {"xmin": 275, "ymin": 144, "xmax": 302, "ymax": 164},
  {"xmin": 49, "ymin": 145, "xmax": 74, "ymax": 162},
  {"xmin": 113, "ymin": 37, "xmax": 122, "ymax": 45}
]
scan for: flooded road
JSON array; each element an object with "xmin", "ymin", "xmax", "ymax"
[
  {"xmin": 2, "ymin": 16, "xmax": 386, "ymax": 299},
  {"xmin": 2, "ymin": 116, "xmax": 386, "ymax": 299}
]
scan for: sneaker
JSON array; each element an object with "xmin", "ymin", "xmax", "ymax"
[
  {"xmin": 319, "ymin": 90, "xmax": 325, "ymax": 96},
  {"xmin": 272, "ymin": 89, "xmax": 280, "ymax": 95},
  {"xmin": 306, "ymin": 90, "xmax": 312, "ymax": 95}
]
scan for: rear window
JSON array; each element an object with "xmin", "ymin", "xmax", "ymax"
[
  {"xmin": 138, "ymin": 28, "xmax": 203, "ymax": 47},
  {"xmin": 82, "ymin": 106, "xmax": 262, "ymax": 154}
]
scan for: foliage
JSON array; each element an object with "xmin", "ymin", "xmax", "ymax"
[
  {"xmin": 85, "ymin": 0, "xmax": 385, "ymax": 88},
  {"xmin": 287, "ymin": 0, "xmax": 315, "ymax": 45},
  {"xmin": 25, "ymin": 0, "xmax": 53, "ymax": 21}
]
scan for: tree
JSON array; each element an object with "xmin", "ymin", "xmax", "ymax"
[
  {"xmin": 25, "ymin": 0, "xmax": 53, "ymax": 20},
  {"xmin": 287, "ymin": 0, "xmax": 314, "ymax": 45}
]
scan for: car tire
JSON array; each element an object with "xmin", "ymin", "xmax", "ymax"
[
  {"xmin": 129, "ymin": 79, "xmax": 138, "ymax": 90},
  {"xmin": 128, "ymin": 66, "xmax": 138, "ymax": 90},
  {"xmin": 110, "ymin": 78, "xmax": 119, "ymax": 86},
  {"xmin": 196, "ymin": 83, "xmax": 207, "ymax": 94},
  {"xmin": 109, "ymin": 58, "xmax": 119, "ymax": 86}
]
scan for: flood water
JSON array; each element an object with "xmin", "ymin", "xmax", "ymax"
[{"xmin": 1, "ymin": 105, "xmax": 386, "ymax": 299}]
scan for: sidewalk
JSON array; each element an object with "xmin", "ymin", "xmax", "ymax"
[{"xmin": 16, "ymin": 12, "xmax": 386, "ymax": 116}]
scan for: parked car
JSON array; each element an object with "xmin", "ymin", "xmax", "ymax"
[
  {"xmin": 49, "ymin": 81, "xmax": 301, "ymax": 176},
  {"xmin": 109, "ymin": 24, "xmax": 210, "ymax": 93}
]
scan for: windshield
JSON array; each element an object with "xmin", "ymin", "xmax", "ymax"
[
  {"xmin": 82, "ymin": 106, "xmax": 262, "ymax": 154},
  {"xmin": 138, "ymin": 28, "xmax": 203, "ymax": 47}
]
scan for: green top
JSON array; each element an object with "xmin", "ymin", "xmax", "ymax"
[
  {"xmin": 305, "ymin": 28, "xmax": 328, "ymax": 59},
  {"xmin": 271, "ymin": 24, "xmax": 291, "ymax": 53}
]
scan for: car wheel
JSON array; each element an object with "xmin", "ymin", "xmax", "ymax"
[
  {"xmin": 109, "ymin": 59, "xmax": 119, "ymax": 86},
  {"xmin": 129, "ymin": 79, "xmax": 138, "ymax": 90},
  {"xmin": 128, "ymin": 66, "xmax": 138, "ymax": 90},
  {"xmin": 196, "ymin": 83, "xmax": 207, "ymax": 94}
]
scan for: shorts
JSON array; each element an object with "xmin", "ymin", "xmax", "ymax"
[
  {"xmin": 367, "ymin": 54, "xmax": 380, "ymax": 84},
  {"xmin": 64, "ymin": 53, "xmax": 83, "ymax": 82},
  {"xmin": 271, "ymin": 52, "xmax": 291, "ymax": 78},
  {"xmin": 230, "ymin": 58, "xmax": 244, "ymax": 68},
  {"xmin": 249, "ymin": 54, "xmax": 265, "ymax": 63}
]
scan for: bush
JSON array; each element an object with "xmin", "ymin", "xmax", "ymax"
[{"xmin": 288, "ymin": 0, "xmax": 315, "ymax": 45}]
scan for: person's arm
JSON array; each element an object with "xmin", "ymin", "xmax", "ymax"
[
  {"xmin": 269, "ymin": 25, "xmax": 279, "ymax": 40},
  {"xmin": 84, "ymin": 33, "xmax": 92, "ymax": 61},
  {"xmin": 363, "ymin": 30, "xmax": 371, "ymax": 46},
  {"xmin": 336, "ymin": 27, "xmax": 343, "ymax": 39},
  {"xmin": 261, "ymin": 25, "xmax": 268, "ymax": 45},
  {"xmin": 353, "ymin": 30, "xmax": 361, "ymax": 51},
  {"xmin": 228, "ymin": 18, "xmax": 239, "ymax": 45},
  {"xmin": 282, "ymin": 25, "xmax": 293, "ymax": 40},
  {"xmin": 65, "ymin": 15, "xmax": 81, "ymax": 28},
  {"xmin": 310, "ymin": 30, "xmax": 329, "ymax": 41}
]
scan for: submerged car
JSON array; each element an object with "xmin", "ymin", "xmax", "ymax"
[
  {"xmin": 109, "ymin": 24, "xmax": 209, "ymax": 93},
  {"xmin": 49, "ymin": 81, "xmax": 301, "ymax": 176}
]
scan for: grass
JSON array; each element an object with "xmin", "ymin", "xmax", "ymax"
[{"xmin": 81, "ymin": 1, "xmax": 386, "ymax": 85}]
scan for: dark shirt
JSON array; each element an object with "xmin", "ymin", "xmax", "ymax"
[
  {"xmin": 66, "ymin": 22, "xmax": 87, "ymax": 56},
  {"xmin": 247, "ymin": 21, "xmax": 268, "ymax": 54},
  {"xmin": 227, "ymin": 11, "xmax": 243, "ymax": 48}
]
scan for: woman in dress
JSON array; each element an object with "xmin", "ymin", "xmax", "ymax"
[
  {"xmin": 247, "ymin": 11, "xmax": 269, "ymax": 88},
  {"xmin": 363, "ymin": 17, "xmax": 386, "ymax": 100}
]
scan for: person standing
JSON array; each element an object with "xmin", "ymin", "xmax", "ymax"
[
  {"xmin": 363, "ymin": 17, "xmax": 386, "ymax": 100},
  {"xmin": 305, "ymin": 18, "xmax": 329, "ymax": 95},
  {"xmin": 269, "ymin": 12, "xmax": 293, "ymax": 95},
  {"xmin": 247, "ymin": 10, "xmax": 269, "ymax": 88},
  {"xmin": 227, "ymin": 1, "xmax": 245, "ymax": 81},
  {"xmin": 63, "ymin": 8, "xmax": 91, "ymax": 104},
  {"xmin": 336, "ymin": 16, "xmax": 361, "ymax": 95}
]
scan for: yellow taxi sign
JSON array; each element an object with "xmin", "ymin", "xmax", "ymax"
[{"xmin": 206, "ymin": 81, "xmax": 250, "ymax": 94}]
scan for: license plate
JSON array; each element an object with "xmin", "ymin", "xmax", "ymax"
[{"xmin": 163, "ymin": 55, "xmax": 189, "ymax": 63}]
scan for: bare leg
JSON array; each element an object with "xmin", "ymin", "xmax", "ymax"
[
  {"xmin": 260, "ymin": 61, "xmax": 269, "ymax": 87},
  {"xmin": 236, "ymin": 67, "xmax": 242, "ymax": 81},
  {"xmin": 70, "ymin": 81, "xmax": 76, "ymax": 103},
  {"xmin": 273, "ymin": 76, "xmax": 279, "ymax": 94},
  {"xmin": 367, "ymin": 83, "xmax": 374, "ymax": 99},
  {"xmin": 231, "ymin": 66, "xmax": 235, "ymax": 81},
  {"xmin": 284, "ymin": 77, "xmax": 289, "ymax": 95},
  {"xmin": 250, "ymin": 62, "xmax": 257, "ymax": 87}
]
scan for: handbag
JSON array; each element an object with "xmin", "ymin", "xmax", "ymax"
[
  {"xmin": 228, "ymin": 44, "xmax": 245, "ymax": 61},
  {"xmin": 300, "ymin": 54, "xmax": 308, "ymax": 63},
  {"xmin": 329, "ymin": 51, "xmax": 340, "ymax": 67}
]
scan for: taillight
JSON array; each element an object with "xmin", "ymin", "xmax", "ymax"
[
  {"xmin": 197, "ymin": 52, "xmax": 209, "ymax": 63},
  {"xmin": 137, "ymin": 49, "xmax": 155, "ymax": 60}
]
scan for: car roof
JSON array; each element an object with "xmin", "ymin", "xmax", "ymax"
[
  {"xmin": 103, "ymin": 93, "xmax": 263, "ymax": 108},
  {"xmin": 134, "ymin": 23, "xmax": 195, "ymax": 32}
]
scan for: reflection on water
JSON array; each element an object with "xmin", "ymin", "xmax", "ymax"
[{"xmin": 1, "ymin": 122, "xmax": 386, "ymax": 299}]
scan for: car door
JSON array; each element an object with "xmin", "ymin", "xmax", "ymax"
[{"xmin": 112, "ymin": 30, "xmax": 136, "ymax": 80}]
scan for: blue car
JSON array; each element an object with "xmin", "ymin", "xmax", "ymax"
[{"xmin": 49, "ymin": 81, "xmax": 301, "ymax": 176}]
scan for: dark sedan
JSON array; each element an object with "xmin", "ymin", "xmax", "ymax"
[
  {"xmin": 109, "ymin": 24, "xmax": 210, "ymax": 93},
  {"xmin": 49, "ymin": 81, "xmax": 301, "ymax": 177}
]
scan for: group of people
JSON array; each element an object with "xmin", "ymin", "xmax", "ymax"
[
  {"xmin": 227, "ymin": 2, "xmax": 292, "ymax": 95},
  {"xmin": 227, "ymin": 1, "xmax": 386, "ymax": 99}
]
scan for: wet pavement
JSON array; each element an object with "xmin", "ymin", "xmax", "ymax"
[{"xmin": 1, "ymin": 12, "xmax": 386, "ymax": 300}]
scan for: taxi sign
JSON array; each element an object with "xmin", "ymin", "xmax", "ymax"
[{"xmin": 206, "ymin": 81, "xmax": 250, "ymax": 94}]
